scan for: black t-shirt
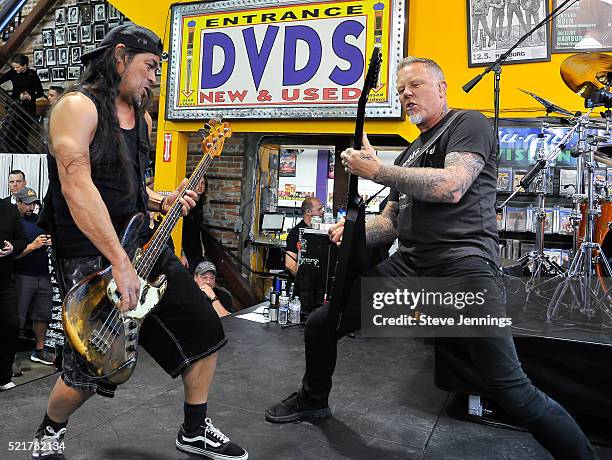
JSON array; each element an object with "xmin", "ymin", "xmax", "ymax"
[
  {"xmin": 388, "ymin": 110, "xmax": 500, "ymax": 267},
  {"xmin": 286, "ymin": 219, "xmax": 309, "ymax": 254},
  {"xmin": 214, "ymin": 287, "xmax": 232, "ymax": 310}
]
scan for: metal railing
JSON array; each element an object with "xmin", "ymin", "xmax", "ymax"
[{"xmin": 0, "ymin": 0, "xmax": 28, "ymax": 41}]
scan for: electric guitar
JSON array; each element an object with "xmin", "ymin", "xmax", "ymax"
[
  {"xmin": 327, "ymin": 48, "xmax": 382, "ymax": 332},
  {"xmin": 62, "ymin": 120, "xmax": 232, "ymax": 384}
]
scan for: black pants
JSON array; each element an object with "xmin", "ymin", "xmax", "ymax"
[
  {"xmin": 300, "ymin": 252, "xmax": 597, "ymax": 459},
  {"xmin": 0, "ymin": 280, "xmax": 19, "ymax": 384}
]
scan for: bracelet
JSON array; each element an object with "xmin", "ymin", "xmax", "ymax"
[
  {"xmin": 209, "ymin": 296, "xmax": 219, "ymax": 303},
  {"xmin": 159, "ymin": 195, "xmax": 167, "ymax": 213}
]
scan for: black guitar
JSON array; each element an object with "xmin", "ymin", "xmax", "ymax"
[{"xmin": 327, "ymin": 48, "xmax": 383, "ymax": 333}]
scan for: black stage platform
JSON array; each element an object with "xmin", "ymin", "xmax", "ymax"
[{"xmin": 1, "ymin": 312, "xmax": 612, "ymax": 459}]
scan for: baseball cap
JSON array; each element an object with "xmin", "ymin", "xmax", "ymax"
[
  {"xmin": 14, "ymin": 187, "xmax": 38, "ymax": 204},
  {"xmin": 194, "ymin": 261, "xmax": 216, "ymax": 276},
  {"xmin": 81, "ymin": 23, "xmax": 163, "ymax": 66}
]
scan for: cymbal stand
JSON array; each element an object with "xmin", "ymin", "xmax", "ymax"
[
  {"xmin": 545, "ymin": 129, "xmax": 612, "ymax": 323},
  {"xmin": 520, "ymin": 121, "xmax": 564, "ymax": 283}
]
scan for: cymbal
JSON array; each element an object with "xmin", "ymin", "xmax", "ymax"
[
  {"xmin": 560, "ymin": 53, "xmax": 612, "ymax": 99},
  {"xmin": 520, "ymin": 89, "xmax": 575, "ymax": 117},
  {"xmin": 597, "ymin": 144, "xmax": 612, "ymax": 160}
]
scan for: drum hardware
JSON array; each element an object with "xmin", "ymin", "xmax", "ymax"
[
  {"xmin": 516, "ymin": 119, "xmax": 566, "ymax": 284},
  {"xmin": 543, "ymin": 125, "xmax": 612, "ymax": 323}
]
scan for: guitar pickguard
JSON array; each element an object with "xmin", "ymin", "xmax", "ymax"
[{"xmin": 107, "ymin": 276, "xmax": 168, "ymax": 320}]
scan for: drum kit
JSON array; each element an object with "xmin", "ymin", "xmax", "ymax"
[{"xmin": 501, "ymin": 52, "xmax": 612, "ymax": 326}]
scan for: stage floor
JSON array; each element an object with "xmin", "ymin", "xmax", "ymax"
[{"xmin": 1, "ymin": 312, "xmax": 611, "ymax": 460}]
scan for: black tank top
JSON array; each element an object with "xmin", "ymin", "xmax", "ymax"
[{"xmin": 45, "ymin": 89, "xmax": 150, "ymax": 257}]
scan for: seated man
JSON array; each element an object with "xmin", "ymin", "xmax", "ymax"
[
  {"xmin": 193, "ymin": 260, "xmax": 231, "ymax": 317},
  {"xmin": 284, "ymin": 197, "xmax": 324, "ymax": 277}
]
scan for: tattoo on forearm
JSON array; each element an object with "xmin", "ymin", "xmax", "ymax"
[
  {"xmin": 366, "ymin": 201, "xmax": 398, "ymax": 247},
  {"xmin": 372, "ymin": 152, "xmax": 485, "ymax": 203}
]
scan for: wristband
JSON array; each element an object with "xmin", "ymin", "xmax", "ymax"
[{"xmin": 209, "ymin": 296, "xmax": 219, "ymax": 303}]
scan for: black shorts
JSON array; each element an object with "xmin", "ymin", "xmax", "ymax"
[{"xmin": 59, "ymin": 247, "xmax": 226, "ymax": 397}]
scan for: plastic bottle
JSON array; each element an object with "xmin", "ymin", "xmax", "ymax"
[
  {"xmin": 278, "ymin": 291, "xmax": 289, "ymax": 325},
  {"xmin": 289, "ymin": 297, "xmax": 301, "ymax": 324}
]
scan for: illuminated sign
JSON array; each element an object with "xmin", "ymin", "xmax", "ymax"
[{"xmin": 167, "ymin": 0, "xmax": 405, "ymax": 120}]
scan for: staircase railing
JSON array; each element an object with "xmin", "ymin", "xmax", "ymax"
[{"xmin": 0, "ymin": 0, "xmax": 28, "ymax": 41}]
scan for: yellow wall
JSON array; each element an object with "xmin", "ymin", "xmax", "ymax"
[{"xmin": 112, "ymin": 0, "xmax": 610, "ymax": 143}]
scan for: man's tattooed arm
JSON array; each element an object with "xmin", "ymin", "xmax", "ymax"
[
  {"xmin": 372, "ymin": 152, "xmax": 485, "ymax": 203},
  {"xmin": 365, "ymin": 201, "xmax": 399, "ymax": 247}
]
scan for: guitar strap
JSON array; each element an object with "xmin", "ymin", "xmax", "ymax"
[{"xmin": 396, "ymin": 110, "xmax": 464, "ymax": 169}]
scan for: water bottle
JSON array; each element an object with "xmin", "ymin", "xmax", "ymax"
[
  {"xmin": 289, "ymin": 297, "xmax": 301, "ymax": 324},
  {"xmin": 278, "ymin": 292, "xmax": 289, "ymax": 325}
]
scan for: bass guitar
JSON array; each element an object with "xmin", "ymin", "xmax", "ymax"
[
  {"xmin": 327, "ymin": 48, "xmax": 382, "ymax": 332},
  {"xmin": 62, "ymin": 120, "xmax": 232, "ymax": 384}
]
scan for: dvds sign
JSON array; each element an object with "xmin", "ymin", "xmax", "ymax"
[{"xmin": 167, "ymin": 0, "xmax": 405, "ymax": 119}]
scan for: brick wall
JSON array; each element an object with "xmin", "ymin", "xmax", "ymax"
[{"xmin": 186, "ymin": 133, "xmax": 246, "ymax": 254}]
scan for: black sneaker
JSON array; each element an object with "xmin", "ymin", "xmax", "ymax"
[
  {"xmin": 175, "ymin": 417, "xmax": 248, "ymax": 459},
  {"xmin": 31, "ymin": 425, "xmax": 66, "ymax": 459},
  {"xmin": 265, "ymin": 391, "xmax": 331, "ymax": 423}
]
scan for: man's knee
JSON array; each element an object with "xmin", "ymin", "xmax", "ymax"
[{"xmin": 304, "ymin": 306, "xmax": 331, "ymax": 342}]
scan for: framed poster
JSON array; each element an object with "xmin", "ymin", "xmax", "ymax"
[
  {"xmin": 80, "ymin": 24, "xmax": 92, "ymax": 43},
  {"xmin": 94, "ymin": 4, "xmax": 106, "ymax": 22},
  {"xmin": 51, "ymin": 67, "xmax": 66, "ymax": 82},
  {"xmin": 67, "ymin": 6, "xmax": 79, "ymax": 25},
  {"xmin": 55, "ymin": 7, "xmax": 66, "ymax": 26},
  {"xmin": 55, "ymin": 27, "xmax": 66, "ymax": 46},
  {"xmin": 33, "ymin": 49, "xmax": 44, "ymax": 68},
  {"xmin": 70, "ymin": 46, "xmax": 82, "ymax": 65},
  {"xmin": 552, "ymin": 0, "xmax": 612, "ymax": 52},
  {"xmin": 166, "ymin": 0, "xmax": 407, "ymax": 120},
  {"xmin": 67, "ymin": 66, "xmax": 82, "ymax": 81},
  {"xmin": 45, "ymin": 49, "xmax": 57, "ymax": 66},
  {"xmin": 42, "ymin": 29, "xmax": 54, "ymax": 47},
  {"xmin": 58, "ymin": 47, "xmax": 69, "ymax": 66},
  {"xmin": 279, "ymin": 150, "xmax": 297, "ymax": 177},
  {"xmin": 94, "ymin": 24, "xmax": 106, "ymax": 42},
  {"xmin": 67, "ymin": 26, "xmax": 79, "ymax": 44},
  {"xmin": 37, "ymin": 68, "xmax": 50, "ymax": 82},
  {"xmin": 467, "ymin": 0, "xmax": 550, "ymax": 67},
  {"xmin": 81, "ymin": 5, "xmax": 93, "ymax": 24}
]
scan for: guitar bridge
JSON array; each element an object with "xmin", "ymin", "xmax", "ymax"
[{"xmin": 88, "ymin": 328, "xmax": 112, "ymax": 354}]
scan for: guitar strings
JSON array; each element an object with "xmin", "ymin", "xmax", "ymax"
[{"xmin": 92, "ymin": 135, "xmax": 223, "ymax": 349}]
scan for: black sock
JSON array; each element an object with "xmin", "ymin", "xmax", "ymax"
[
  {"xmin": 183, "ymin": 402, "xmax": 207, "ymax": 433},
  {"xmin": 39, "ymin": 412, "xmax": 67, "ymax": 433}
]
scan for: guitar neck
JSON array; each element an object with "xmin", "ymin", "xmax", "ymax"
[{"xmin": 134, "ymin": 152, "xmax": 214, "ymax": 279}]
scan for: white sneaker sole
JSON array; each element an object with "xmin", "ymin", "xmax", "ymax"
[
  {"xmin": 0, "ymin": 382, "xmax": 16, "ymax": 391},
  {"xmin": 30, "ymin": 355, "xmax": 54, "ymax": 365},
  {"xmin": 175, "ymin": 439, "xmax": 248, "ymax": 460}
]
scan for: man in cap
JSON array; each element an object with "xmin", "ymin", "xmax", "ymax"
[
  {"xmin": 32, "ymin": 23, "xmax": 247, "ymax": 460},
  {"xmin": 13, "ymin": 187, "xmax": 54, "ymax": 366},
  {"xmin": 193, "ymin": 261, "xmax": 231, "ymax": 317}
]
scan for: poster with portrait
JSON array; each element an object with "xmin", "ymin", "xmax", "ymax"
[
  {"xmin": 42, "ymin": 29, "xmax": 54, "ymax": 47},
  {"xmin": 80, "ymin": 24, "xmax": 92, "ymax": 43},
  {"xmin": 54, "ymin": 7, "xmax": 66, "ymax": 26},
  {"xmin": 58, "ymin": 47, "xmax": 69, "ymax": 66},
  {"xmin": 279, "ymin": 150, "xmax": 297, "ymax": 177},
  {"xmin": 552, "ymin": 0, "xmax": 612, "ymax": 52},
  {"xmin": 37, "ymin": 68, "xmax": 50, "ymax": 82},
  {"xmin": 33, "ymin": 50, "xmax": 44, "ymax": 68},
  {"xmin": 67, "ymin": 6, "xmax": 79, "ymax": 25},
  {"xmin": 467, "ymin": 0, "xmax": 551, "ymax": 67},
  {"xmin": 55, "ymin": 27, "xmax": 66, "ymax": 46}
]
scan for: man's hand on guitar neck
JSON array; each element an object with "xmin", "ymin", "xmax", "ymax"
[
  {"xmin": 340, "ymin": 133, "xmax": 381, "ymax": 180},
  {"xmin": 329, "ymin": 219, "xmax": 345, "ymax": 247},
  {"xmin": 162, "ymin": 179, "xmax": 199, "ymax": 215},
  {"xmin": 112, "ymin": 255, "xmax": 141, "ymax": 313}
]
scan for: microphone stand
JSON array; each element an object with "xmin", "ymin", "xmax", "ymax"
[{"xmin": 463, "ymin": 0, "xmax": 579, "ymax": 160}]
